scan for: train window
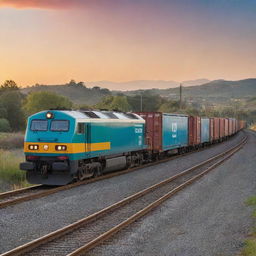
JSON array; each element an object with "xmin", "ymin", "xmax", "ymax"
[
  {"xmin": 50, "ymin": 120, "xmax": 69, "ymax": 132},
  {"xmin": 77, "ymin": 123, "xmax": 85, "ymax": 134},
  {"xmin": 30, "ymin": 120, "xmax": 48, "ymax": 131}
]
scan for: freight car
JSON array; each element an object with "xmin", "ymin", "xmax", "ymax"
[
  {"xmin": 201, "ymin": 118, "xmax": 210, "ymax": 145},
  {"xmin": 135, "ymin": 112, "xmax": 188, "ymax": 156},
  {"xmin": 20, "ymin": 110, "xmax": 243, "ymax": 185}
]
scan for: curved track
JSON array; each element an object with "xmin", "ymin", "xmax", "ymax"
[{"xmin": 0, "ymin": 136, "xmax": 247, "ymax": 256}]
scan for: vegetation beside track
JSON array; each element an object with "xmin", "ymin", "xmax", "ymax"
[
  {"xmin": 0, "ymin": 132, "xmax": 24, "ymax": 150},
  {"xmin": 240, "ymin": 196, "xmax": 256, "ymax": 256},
  {"xmin": 0, "ymin": 149, "xmax": 30, "ymax": 191}
]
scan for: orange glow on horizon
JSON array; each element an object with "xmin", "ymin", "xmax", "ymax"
[{"xmin": 0, "ymin": 1, "xmax": 255, "ymax": 88}]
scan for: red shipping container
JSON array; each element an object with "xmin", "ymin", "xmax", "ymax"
[
  {"xmin": 219, "ymin": 118, "xmax": 225, "ymax": 139},
  {"xmin": 228, "ymin": 118, "xmax": 233, "ymax": 136},
  {"xmin": 209, "ymin": 118, "xmax": 214, "ymax": 141},
  {"xmin": 213, "ymin": 117, "xmax": 220, "ymax": 140},
  {"xmin": 239, "ymin": 120, "xmax": 246, "ymax": 130},
  {"xmin": 236, "ymin": 120, "xmax": 239, "ymax": 132},
  {"xmin": 136, "ymin": 112, "xmax": 162, "ymax": 152},
  {"xmin": 188, "ymin": 116, "xmax": 201, "ymax": 146},
  {"xmin": 224, "ymin": 118, "xmax": 229, "ymax": 137},
  {"xmin": 232, "ymin": 119, "xmax": 236, "ymax": 134}
]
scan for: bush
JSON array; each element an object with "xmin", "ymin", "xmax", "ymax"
[
  {"xmin": 0, "ymin": 118, "xmax": 11, "ymax": 132},
  {"xmin": 0, "ymin": 149, "xmax": 27, "ymax": 185},
  {"xmin": 0, "ymin": 133, "xmax": 24, "ymax": 149},
  {"xmin": 24, "ymin": 91, "xmax": 73, "ymax": 115}
]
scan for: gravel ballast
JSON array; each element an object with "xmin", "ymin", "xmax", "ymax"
[
  {"xmin": 0, "ymin": 131, "xmax": 250, "ymax": 254},
  {"xmin": 87, "ymin": 130, "xmax": 256, "ymax": 256}
]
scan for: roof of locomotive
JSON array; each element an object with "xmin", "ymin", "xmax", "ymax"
[{"xmin": 30, "ymin": 110, "xmax": 144, "ymax": 122}]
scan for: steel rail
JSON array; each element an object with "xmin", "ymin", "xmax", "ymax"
[
  {"xmin": 0, "ymin": 185, "xmax": 42, "ymax": 199},
  {"xmin": 0, "ymin": 136, "xmax": 247, "ymax": 256},
  {"xmin": 69, "ymin": 137, "xmax": 246, "ymax": 256},
  {"xmin": 0, "ymin": 133, "xmax": 242, "ymax": 209}
]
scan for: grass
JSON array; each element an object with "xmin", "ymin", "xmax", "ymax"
[
  {"xmin": 240, "ymin": 196, "xmax": 256, "ymax": 256},
  {"xmin": 242, "ymin": 238, "xmax": 256, "ymax": 256},
  {"xmin": 0, "ymin": 132, "xmax": 24, "ymax": 150},
  {"xmin": 0, "ymin": 149, "xmax": 30, "ymax": 190}
]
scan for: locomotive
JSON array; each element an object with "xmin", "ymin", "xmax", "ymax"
[{"xmin": 20, "ymin": 110, "xmax": 245, "ymax": 185}]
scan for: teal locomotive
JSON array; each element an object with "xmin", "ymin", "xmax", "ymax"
[{"xmin": 20, "ymin": 110, "xmax": 146, "ymax": 185}]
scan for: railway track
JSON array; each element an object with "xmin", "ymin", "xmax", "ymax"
[
  {"xmin": 1, "ymin": 136, "xmax": 247, "ymax": 256},
  {"xmin": 0, "ymin": 134, "xmax": 241, "ymax": 209}
]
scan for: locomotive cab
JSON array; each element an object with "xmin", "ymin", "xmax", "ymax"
[{"xmin": 20, "ymin": 110, "xmax": 86, "ymax": 185}]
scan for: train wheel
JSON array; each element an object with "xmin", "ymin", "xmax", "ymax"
[
  {"xmin": 78, "ymin": 169, "xmax": 85, "ymax": 181},
  {"xmin": 92, "ymin": 165, "xmax": 102, "ymax": 177}
]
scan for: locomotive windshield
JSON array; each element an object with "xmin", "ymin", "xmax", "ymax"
[
  {"xmin": 30, "ymin": 120, "xmax": 48, "ymax": 131},
  {"xmin": 50, "ymin": 120, "xmax": 69, "ymax": 132}
]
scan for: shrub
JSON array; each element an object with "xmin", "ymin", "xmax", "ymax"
[
  {"xmin": 0, "ymin": 149, "xmax": 27, "ymax": 185},
  {"xmin": 0, "ymin": 118, "xmax": 11, "ymax": 132},
  {"xmin": 0, "ymin": 133, "xmax": 24, "ymax": 149}
]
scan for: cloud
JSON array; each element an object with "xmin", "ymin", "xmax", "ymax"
[{"xmin": 0, "ymin": 0, "xmax": 87, "ymax": 9}]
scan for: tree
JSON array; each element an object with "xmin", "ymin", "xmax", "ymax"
[
  {"xmin": 0, "ymin": 118, "xmax": 11, "ymax": 132},
  {"xmin": 94, "ymin": 95, "xmax": 114, "ymax": 110},
  {"xmin": 77, "ymin": 81, "xmax": 86, "ymax": 87},
  {"xmin": 110, "ymin": 96, "xmax": 131, "ymax": 112},
  {"xmin": 158, "ymin": 100, "xmax": 179, "ymax": 113},
  {"xmin": 0, "ymin": 80, "xmax": 19, "ymax": 95},
  {"xmin": 67, "ymin": 79, "xmax": 77, "ymax": 87},
  {"xmin": 94, "ymin": 95, "xmax": 131, "ymax": 112},
  {"xmin": 127, "ymin": 93, "xmax": 164, "ymax": 112},
  {"xmin": 24, "ymin": 91, "xmax": 73, "ymax": 115},
  {"xmin": 0, "ymin": 91, "xmax": 25, "ymax": 131},
  {"xmin": 0, "ymin": 102, "xmax": 7, "ymax": 119}
]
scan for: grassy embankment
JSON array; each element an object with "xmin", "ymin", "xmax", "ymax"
[
  {"xmin": 250, "ymin": 125, "xmax": 256, "ymax": 131},
  {"xmin": 0, "ymin": 132, "xmax": 30, "ymax": 191},
  {"xmin": 240, "ymin": 196, "xmax": 256, "ymax": 256}
]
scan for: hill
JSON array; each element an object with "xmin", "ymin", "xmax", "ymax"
[
  {"xmin": 21, "ymin": 82, "xmax": 111, "ymax": 105},
  {"xmin": 20, "ymin": 79, "xmax": 256, "ymax": 107},
  {"xmin": 122, "ymin": 79, "xmax": 256, "ymax": 104},
  {"xmin": 86, "ymin": 79, "xmax": 210, "ymax": 91}
]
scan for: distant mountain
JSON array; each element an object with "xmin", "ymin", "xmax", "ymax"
[
  {"xmin": 181, "ymin": 79, "xmax": 210, "ymax": 87},
  {"xmin": 86, "ymin": 79, "xmax": 210, "ymax": 91},
  {"xmin": 121, "ymin": 78, "xmax": 256, "ymax": 104},
  {"xmin": 178, "ymin": 78, "xmax": 256, "ymax": 99},
  {"xmin": 20, "ymin": 78, "xmax": 256, "ymax": 106}
]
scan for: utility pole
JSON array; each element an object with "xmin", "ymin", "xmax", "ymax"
[
  {"xmin": 179, "ymin": 83, "xmax": 182, "ymax": 109},
  {"xmin": 140, "ymin": 94, "xmax": 143, "ymax": 112}
]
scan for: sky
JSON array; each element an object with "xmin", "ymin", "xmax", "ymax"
[{"xmin": 0, "ymin": 0, "xmax": 256, "ymax": 87}]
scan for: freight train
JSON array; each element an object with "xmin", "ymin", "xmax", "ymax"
[{"xmin": 20, "ymin": 110, "xmax": 246, "ymax": 185}]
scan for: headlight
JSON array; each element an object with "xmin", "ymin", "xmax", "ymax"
[
  {"xmin": 55, "ymin": 145, "xmax": 67, "ymax": 151},
  {"xmin": 46, "ymin": 111, "xmax": 54, "ymax": 119},
  {"xmin": 43, "ymin": 145, "xmax": 49, "ymax": 151},
  {"xmin": 29, "ymin": 144, "xmax": 39, "ymax": 150}
]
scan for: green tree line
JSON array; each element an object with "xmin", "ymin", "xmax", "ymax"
[{"xmin": 0, "ymin": 80, "xmax": 254, "ymax": 132}]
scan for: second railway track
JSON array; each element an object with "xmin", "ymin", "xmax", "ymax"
[{"xmin": 1, "ymin": 136, "xmax": 247, "ymax": 256}]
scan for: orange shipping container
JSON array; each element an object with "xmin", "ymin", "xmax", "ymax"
[
  {"xmin": 212, "ymin": 117, "xmax": 220, "ymax": 140},
  {"xmin": 189, "ymin": 116, "xmax": 201, "ymax": 146}
]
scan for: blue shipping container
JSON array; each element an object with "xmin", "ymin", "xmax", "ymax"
[
  {"xmin": 162, "ymin": 114, "xmax": 188, "ymax": 150},
  {"xmin": 201, "ymin": 118, "xmax": 210, "ymax": 143}
]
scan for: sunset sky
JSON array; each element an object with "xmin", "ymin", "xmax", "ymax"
[{"xmin": 0, "ymin": 0, "xmax": 256, "ymax": 87}]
